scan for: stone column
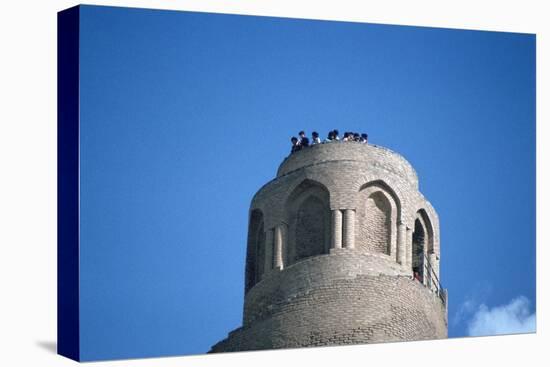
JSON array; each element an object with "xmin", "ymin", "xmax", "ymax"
[
  {"xmin": 331, "ymin": 209, "xmax": 343, "ymax": 249},
  {"xmin": 343, "ymin": 209, "xmax": 355, "ymax": 249},
  {"xmin": 397, "ymin": 221, "xmax": 406, "ymax": 265},
  {"xmin": 274, "ymin": 225, "xmax": 284, "ymax": 270},
  {"xmin": 281, "ymin": 223, "xmax": 288, "ymax": 267},
  {"xmin": 406, "ymin": 227, "xmax": 412, "ymax": 270},
  {"xmin": 264, "ymin": 229, "xmax": 274, "ymax": 275}
]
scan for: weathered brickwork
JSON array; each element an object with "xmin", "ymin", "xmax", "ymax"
[
  {"xmin": 211, "ymin": 142, "xmax": 446, "ymax": 353},
  {"xmin": 287, "ymin": 183, "xmax": 331, "ymax": 265},
  {"xmin": 357, "ymin": 190, "xmax": 394, "ymax": 255}
]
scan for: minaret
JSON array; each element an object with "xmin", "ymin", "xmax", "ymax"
[{"xmin": 210, "ymin": 141, "xmax": 447, "ymax": 352}]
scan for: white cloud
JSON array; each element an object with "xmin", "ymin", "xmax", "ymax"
[
  {"xmin": 452, "ymin": 281, "xmax": 493, "ymax": 327},
  {"xmin": 467, "ymin": 296, "xmax": 536, "ymax": 337},
  {"xmin": 452, "ymin": 298, "xmax": 476, "ymax": 327}
]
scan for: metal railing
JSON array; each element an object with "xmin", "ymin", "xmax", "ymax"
[{"xmin": 420, "ymin": 253, "xmax": 446, "ymax": 305}]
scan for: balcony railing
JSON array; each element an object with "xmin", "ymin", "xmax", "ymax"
[{"xmin": 419, "ymin": 253, "xmax": 446, "ymax": 305}]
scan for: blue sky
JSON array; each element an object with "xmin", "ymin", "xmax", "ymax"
[{"xmin": 77, "ymin": 5, "xmax": 536, "ymax": 361}]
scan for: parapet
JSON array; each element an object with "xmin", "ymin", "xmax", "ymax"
[{"xmin": 277, "ymin": 142, "xmax": 419, "ymax": 189}]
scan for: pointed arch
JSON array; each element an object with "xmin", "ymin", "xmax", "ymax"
[
  {"xmin": 412, "ymin": 217, "xmax": 426, "ymax": 282},
  {"xmin": 356, "ymin": 180, "xmax": 401, "ymax": 258},
  {"xmin": 285, "ymin": 180, "xmax": 331, "ymax": 265},
  {"xmin": 245, "ymin": 209, "xmax": 265, "ymax": 293},
  {"xmin": 411, "ymin": 209, "xmax": 435, "ymax": 283},
  {"xmin": 358, "ymin": 180, "xmax": 402, "ymax": 219},
  {"xmin": 416, "ymin": 209, "xmax": 434, "ymax": 254}
]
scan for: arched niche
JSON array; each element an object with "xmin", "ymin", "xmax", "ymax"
[
  {"xmin": 285, "ymin": 180, "xmax": 331, "ymax": 265},
  {"xmin": 245, "ymin": 209, "xmax": 266, "ymax": 293},
  {"xmin": 356, "ymin": 181, "xmax": 400, "ymax": 259},
  {"xmin": 416, "ymin": 209, "xmax": 435, "ymax": 254},
  {"xmin": 411, "ymin": 209, "xmax": 435, "ymax": 283},
  {"xmin": 412, "ymin": 217, "xmax": 426, "ymax": 282}
]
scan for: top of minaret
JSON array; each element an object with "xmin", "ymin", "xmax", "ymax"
[{"xmin": 277, "ymin": 141, "xmax": 419, "ymax": 188}]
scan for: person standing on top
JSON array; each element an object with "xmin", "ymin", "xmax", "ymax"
[
  {"xmin": 311, "ymin": 131, "xmax": 321, "ymax": 145},
  {"xmin": 290, "ymin": 136, "xmax": 300, "ymax": 153},
  {"xmin": 298, "ymin": 131, "xmax": 310, "ymax": 148}
]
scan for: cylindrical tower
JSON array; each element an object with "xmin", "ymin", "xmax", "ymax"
[{"xmin": 210, "ymin": 142, "xmax": 447, "ymax": 353}]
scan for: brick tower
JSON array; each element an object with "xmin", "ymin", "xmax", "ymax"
[{"xmin": 210, "ymin": 142, "xmax": 447, "ymax": 352}]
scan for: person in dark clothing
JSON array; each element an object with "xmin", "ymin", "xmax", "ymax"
[
  {"xmin": 333, "ymin": 129, "xmax": 340, "ymax": 141},
  {"xmin": 290, "ymin": 136, "xmax": 300, "ymax": 153},
  {"xmin": 298, "ymin": 131, "xmax": 310, "ymax": 147},
  {"xmin": 311, "ymin": 131, "xmax": 321, "ymax": 145},
  {"xmin": 353, "ymin": 132, "xmax": 360, "ymax": 142},
  {"xmin": 361, "ymin": 133, "xmax": 368, "ymax": 144}
]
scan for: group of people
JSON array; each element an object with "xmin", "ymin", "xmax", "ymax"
[{"xmin": 290, "ymin": 129, "xmax": 369, "ymax": 154}]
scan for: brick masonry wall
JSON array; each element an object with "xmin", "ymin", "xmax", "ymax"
[
  {"xmin": 210, "ymin": 252, "xmax": 447, "ymax": 352},
  {"xmin": 251, "ymin": 143, "xmax": 438, "ymax": 250},
  {"xmin": 358, "ymin": 191, "xmax": 392, "ymax": 255},
  {"xmin": 294, "ymin": 196, "xmax": 327, "ymax": 262},
  {"xmin": 277, "ymin": 142, "xmax": 419, "ymax": 187},
  {"xmin": 210, "ymin": 142, "xmax": 446, "ymax": 353},
  {"xmin": 286, "ymin": 183, "xmax": 331, "ymax": 265}
]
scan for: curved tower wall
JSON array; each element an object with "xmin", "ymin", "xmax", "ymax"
[{"xmin": 211, "ymin": 142, "xmax": 447, "ymax": 353}]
